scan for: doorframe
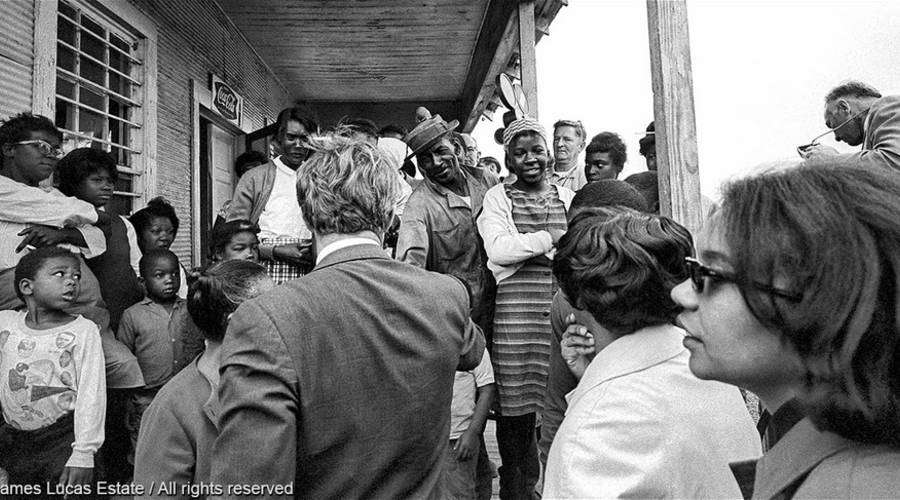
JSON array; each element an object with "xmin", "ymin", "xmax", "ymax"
[{"xmin": 189, "ymin": 78, "xmax": 253, "ymax": 267}]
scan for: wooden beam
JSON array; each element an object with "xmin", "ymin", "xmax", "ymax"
[
  {"xmin": 646, "ymin": 0, "xmax": 703, "ymax": 235},
  {"xmin": 518, "ymin": 1, "xmax": 538, "ymax": 119},
  {"xmin": 459, "ymin": 0, "xmax": 519, "ymax": 132}
]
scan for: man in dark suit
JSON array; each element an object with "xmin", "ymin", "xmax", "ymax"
[{"xmin": 210, "ymin": 136, "xmax": 485, "ymax": 499}]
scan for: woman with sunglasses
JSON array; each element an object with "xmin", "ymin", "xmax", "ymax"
[
  {"xmin": 543, "ymin": 210, "xmax": 760, "ymax": 499},
  {"xmin": 672, "ymin": 161, "xmax": 900, "ymax": 498}
]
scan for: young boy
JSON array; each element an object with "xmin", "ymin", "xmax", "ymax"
[
  {"xmin": 117, "ymin": 249, "xmax": 204, "ymax": 460},
  {"xmin": 58, "ymin": 148, "xmax": 143, "ymax": 333},
  {"xmin": 0, "ymin": 247, "xmax": 106, "ymax": 489},
  {"xmin": 444, "ymin": 350, "xmax": 496, "ymax": 500}
]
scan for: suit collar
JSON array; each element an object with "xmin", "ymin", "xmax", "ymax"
[
  {"xmin": 567, "ymin": 324, "xmax": 685, "ymax": 407},
  {"xmin": 313, "ymin": 243, "xmax": 389, "ymax": 271},
  {"xmin": 752, "ymin": 418, "xmax": 850, "ymax": 499}
]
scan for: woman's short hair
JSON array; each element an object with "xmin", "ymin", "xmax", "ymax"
[
  {"xmin": 187, "ymin": 259, "xmax": 269, "ymax": 342},
  {"xmin": 553, "ymin": 210, "xmax": 692, "ymax": 335},
  {"xmin": 717, "ymin": 161, "xmax": 900, "ymax": 446},
  {"xmin": 296, "ymin": 135, "xmax": 399, "ymax": 236},
  {"xmin": 130, "ymin": 197, "xmax": 180, "ymax": 236},
  {"xmin": 57, "ymin": 148, "xmax": 119, "ymax": 197}
]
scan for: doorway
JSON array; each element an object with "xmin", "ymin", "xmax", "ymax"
[{"xmin": 199, "ymin": 113, "xmax": 238, "ymax": 263}]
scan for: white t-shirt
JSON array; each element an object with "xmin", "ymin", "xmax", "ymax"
[
  {"xmin": 449, "ymin": 350, "xmax": 494, "ymax": 440},
  {"xmin": 256, "ymin": 156, "xmax": 311, "ymax": 240}
]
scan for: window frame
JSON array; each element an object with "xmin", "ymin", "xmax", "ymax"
[{"xmin": 33, "ymin": 0, "xmax": 157, "ymax": 213}]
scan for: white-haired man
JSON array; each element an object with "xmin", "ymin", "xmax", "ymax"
[{"xmin": 211, "ymin": 137, "xmax": 485, "ymax": 499}]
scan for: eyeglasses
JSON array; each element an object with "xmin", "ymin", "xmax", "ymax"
[
  {"xmin": 11, "ymin": 139, "xmax": 65, "ymax": 159},
  {"xmin": 684, "ymin": 257, "xmax": 803, "ymax": 301}
]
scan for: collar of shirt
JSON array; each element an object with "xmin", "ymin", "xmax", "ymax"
[
  {"xmin": 550, "ymin": 162, "xmax": 580, "ymax": 180},
  {"xmin": 315, "ymin": 237, "xmax": 380, "ymax": 265},
  {"xmin": 273, "ymin": 155, "xmax": 296, "ymax": 176}
]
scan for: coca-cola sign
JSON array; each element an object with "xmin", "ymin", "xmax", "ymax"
[{"xmin": 210, "ymin": 74, "xmax": 242, "ymax": 125}]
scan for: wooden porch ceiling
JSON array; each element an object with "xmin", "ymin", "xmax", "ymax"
[{"xmin": 216, "ymin": 0, "xmax": 564, "ymax": 129}]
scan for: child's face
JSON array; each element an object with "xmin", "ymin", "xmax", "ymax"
[
  {"xmin": 20, "ymin": 256, "xmax": 82, "ymax": 310},
  {"xmin": 216, "ymin": 231, "xmax": 259, "ymax": 263},
  {"xmin": 139, "ymin": 216, "xmax": 175, "ymax": 252},
  {"xmin": 74, "ymin": 168, "xmax": 115, "ymax": 208},
  {"xmin": 141, "ymin": 256, "xmax": 180, "ymax": 302}
]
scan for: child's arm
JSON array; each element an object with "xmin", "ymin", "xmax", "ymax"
[
  {"xmin": 456, "ymin": 383, "xmax": 495, "ymax": 461},
  {"xmin": 116, "ymin": 309, "xmax": 138, "ymax": 353},
  {"xmin": 63, "ymin": 319, "xmax": 106, "ymax": 485},
  {"xmin": 455, "ymin": 351, "xmax": 496, "ymax": 461}
]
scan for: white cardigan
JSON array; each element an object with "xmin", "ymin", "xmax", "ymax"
[{"xmin": 476, "ymin": 183, "xmax": 575, "ymax": 283}]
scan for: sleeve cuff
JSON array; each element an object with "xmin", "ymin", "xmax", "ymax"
[
  {"xmin": 259, "ymin": 243, "xmax": 275, "ymax": 261},
  {"xmin": 65, "ymin": 449, "xmax": 95, "ymax": 469}
]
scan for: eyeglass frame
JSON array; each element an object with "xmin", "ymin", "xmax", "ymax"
[
  {"xmin": 10, "ymin": 139, "xmax": 65, "ymax": 159},
  {"xmin": 684, "ymin": 257, "xmax": 803, "ymax": 301},
  {"xmin": 796, "ymin": 107, "xmax": 869, "ymax": 156}
]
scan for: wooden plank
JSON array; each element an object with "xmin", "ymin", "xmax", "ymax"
[
  {"xmin": 518, "ymin": 1, "xmax": 538, "ymax": 119},
  {"xmin": 646, "ymin": 0, "xmax": 703, "ymax": 235},
  {"xmin": 32, "ymin": 0, "xmax": 58, "ymax": 117},
  {"xmin": 459, "ymin": 0, "xmax": 517, "ymax": 131}
]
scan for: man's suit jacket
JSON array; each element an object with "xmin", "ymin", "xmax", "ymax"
[
  {"xmin": 842, "ymin": 95, "xmax": 900, "ymax": 171},
  {"xmin": 210, "ymin": 244, "xmax": 485, "ymax": 499}
]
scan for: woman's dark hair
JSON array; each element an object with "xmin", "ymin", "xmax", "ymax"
[
  {"xmin": 234, "ymin": 150, "xmax": 267, "ymax": 178},
  {"xmin": 208, "ymin": 219, "xmax": 259, "ymax": 261},
  {"xmin": 553, "ymin": 210, "xmax": 692, "ymax": 335},
  {"xmin": 187, "ymin": 260, "xmax": 270, "ymax": 342},
  {"xmin": 0, "ymin": 112, "xmax": 62, "ymax": 146},
  {"xmin": 57, "ymin": 148, "xmax": 118, "ymax": 197},
  {"xmin": 586, "ymin": 131, "xmax": 627, "ymax": 169},
  {"xmin": 129, "ymin": 197, "xmax": 180, "ymax": 236},
  {"xmin": 717, "ymin": 160, "xmax": 900, "ymax": 446}
]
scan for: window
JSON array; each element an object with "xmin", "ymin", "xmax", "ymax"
[{"xmin": 54, "ymin": 0, "xmax": 146, "ymax": 214}]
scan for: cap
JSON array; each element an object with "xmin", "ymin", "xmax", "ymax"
[{"xmin": 403, "ymin": 114, "xmax": 459, "ymax": 159}]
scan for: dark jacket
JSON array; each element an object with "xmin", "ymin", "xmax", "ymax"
[{"xmin": 210, "ymin": 244, "xmax": 485, "ymax": 499}]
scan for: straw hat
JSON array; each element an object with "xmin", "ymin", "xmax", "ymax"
[{"xmin": 403, "ymin": 114, "xmax": 459, "ymax": 159}]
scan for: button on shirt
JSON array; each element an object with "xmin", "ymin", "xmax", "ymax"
[
  {"xmin": 256, "ymin": 156, "xmax": 311, "ymax": 240},
  {"xmin": 117, "ymin": 298, "xmax": 205, "ymax": 388}
]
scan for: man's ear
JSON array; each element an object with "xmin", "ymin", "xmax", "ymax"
[
  {"xmin": 18, "ymin": 278, "xmax": 34, "ymax": 298},
  {"xmin": 838, "ymin": 98, "xmax": 854, "ymax": 115}
]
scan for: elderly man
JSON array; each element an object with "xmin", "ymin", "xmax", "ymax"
[
  {"xmin": 211, "ymin": 136, "xmax": 485, "ymax": 499},
  {"xmin": 801, "ymin": 80, "xmax": 900, "ymax": 170},
  {"xmin": 550, "ymin": 119, "xmax": 588, "ymax": 191},
  {"xmin": 226, "ymin": 107, "xmax": 317, "ymax": 283},
  {"xmin": 398, "ymin": 115, "xmax": 497, "ymax": 345},
  {"xmin": 397, "ymin": 114, "xmax": 498, "ymax": 499}
]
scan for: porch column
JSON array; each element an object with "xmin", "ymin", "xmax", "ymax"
[
  {"xmin": 646, "ymin": 0, "xmax": 703, "ymax": 234},
  {"xmin": 518, "ymin": 1, "xmax": 538, "ymax": 119}
]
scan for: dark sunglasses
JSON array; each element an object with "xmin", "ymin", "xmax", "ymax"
[{"xmin": 684, "ymin": 257, "xmax": 803, "ymax": 301}]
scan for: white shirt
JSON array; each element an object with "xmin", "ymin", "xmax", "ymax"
[
  {"xmin": 449, "ymin": 350, "xmax": 494, "ymax": 440},
  {"xmin": 543, "ymin": 324, "xmax": 761, "ymax": 499},
  {"xmin": 0, "ymin": 176, "xmax": 105, "ymax": 269},
  {"xmin": 257, "ymin": 156, "xmax": 311, "ymax": 240},
  {"xmin": 315, "ymin": 237, "xmax": 380, "ymax": 265}
]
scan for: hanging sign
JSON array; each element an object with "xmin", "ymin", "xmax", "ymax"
[{"xmin": 210, "ymin": 74, "xmax": 243, "ymax": 126}]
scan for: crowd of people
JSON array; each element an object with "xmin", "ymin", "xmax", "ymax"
[{"xmin": 0, "ymin": 77, "xmax": 899, "ymax": 500}]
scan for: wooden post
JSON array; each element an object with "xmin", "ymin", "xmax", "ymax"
[
  {"xmin": 518, "ymin": 1, "xmax": 538, "ymax": 119},
  {"xmin": 646, "ymin": 0, "xmax": 703, "ymax": 234}
]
